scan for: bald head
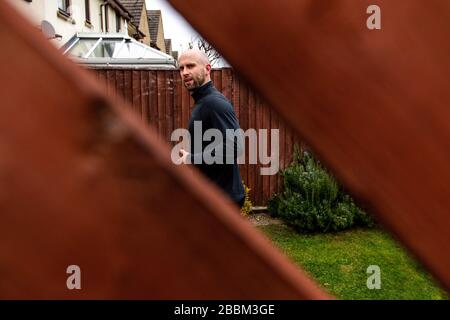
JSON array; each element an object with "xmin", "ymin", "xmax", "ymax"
[
  {"xmin": 179, "ymin": 49, "xmax": 210, "ymax": 66},
  {"xmin": 178, "ymin": 49, "xmax": 212, "ymax": 91}
]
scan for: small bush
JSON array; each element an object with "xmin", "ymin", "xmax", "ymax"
[{"xmin": 268, "ymin": 150, "xmax": 374, "ymax": 233}]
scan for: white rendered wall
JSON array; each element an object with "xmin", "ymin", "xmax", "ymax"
[{"xmin": 7, "ymin": 0, "xmax": 128, "ymax": 48}]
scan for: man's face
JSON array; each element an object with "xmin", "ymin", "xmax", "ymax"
[{"xmin": 178, "ymin": 54, "xmax": 210, "ymax": 91}]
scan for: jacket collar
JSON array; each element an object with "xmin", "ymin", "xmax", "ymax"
[{"xmin": 191, "ymin": 80, "xmax": 214, "ymax": 103}]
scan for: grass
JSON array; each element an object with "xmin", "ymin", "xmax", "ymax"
[{"xmin": 258, "ymin": 224, "xmax": 448, "ymax": 300}]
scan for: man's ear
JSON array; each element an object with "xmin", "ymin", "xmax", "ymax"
[{"xmin": 205, "ymin": 64, "xmax": 212, "ymax": 74}]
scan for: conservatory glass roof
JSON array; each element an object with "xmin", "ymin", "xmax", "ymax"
[{"xmin": 62, "ymin": 33, "xmax": 177, "ymax": 68}]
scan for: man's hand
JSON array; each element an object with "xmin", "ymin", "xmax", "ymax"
[{"xmin": 179, "ymin": 148, "xmax": 190, "ymax": 164}]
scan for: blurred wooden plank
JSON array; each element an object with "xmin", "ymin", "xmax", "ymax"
[
  {"xmin": 168, "ymin": 0, "xmax": 450, "ymax": 291},
  {"xmin": 0, "ymin": 1, "xmax": 328, "ymax": 299}
]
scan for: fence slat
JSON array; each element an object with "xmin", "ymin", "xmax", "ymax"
[
  {"xmin": 141, "ymin": 71, "xmax": 149, "ymax": 123},
  {"xmin": 262, "ymin": 97, "xmax": 271, "ymax": 204},
  {"xmin": 174, "ymin": 71, "xmax": 182, "ymax": 142},
  {"xmin": 156, "ymin": 70, "xmax": 166, "ymax": 139},
  {"xmin": 149, "ymin": 71, "xmax": 158, "ymax": 126},
  {"xmin": 124, "ymin": 70, "xmax": 132, "ymax": 110},
  {"xmin": 239, "ymin": 78, "xmax": 250, "ymax": 191},
  {"xmin": 116, "ymin": 69, "xmax": 125, "ymax": 102},
  {"xmin": 166, "ymin": 71, "xmax": 174, "ymax": 141}
]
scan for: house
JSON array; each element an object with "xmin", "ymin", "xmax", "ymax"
[
  {"xmin": 148, "ymin": 10, "xmax": 178, "ymax": 60},
  {"xmin": 147, "ymin": 10, "xmax": 166, "ymax": 53},
  {"xmin": 165, "ymin": 39, "xmax": 179, "ymax": 60},
  {"xmin": 120, "ymin": 0, "xmax": 151, "ymax": 46},
  {"xmin": 7, "ymin": 0, "xmax": 132, "ymax": 47},
  {"xmin": 164, "ymin": 38, "xmax": 172, "ymax": 56}
]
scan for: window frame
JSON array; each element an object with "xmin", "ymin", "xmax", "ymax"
[{"xmin": 58, "ymin": 0, "xmax": 71, "ymax": 17}]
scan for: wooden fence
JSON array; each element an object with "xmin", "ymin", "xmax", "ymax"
[
  {"xmin": 2, "ymin": 0, "xmax": 449, "ymax": 299},
  {"xmin": 93, "ymin": 68, "xmax": 303, "ymax": 206}
]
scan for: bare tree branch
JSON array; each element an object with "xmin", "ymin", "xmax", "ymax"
[{"xmin": 188, "ymin": 36, "xmax": 222, "ymax": 67}]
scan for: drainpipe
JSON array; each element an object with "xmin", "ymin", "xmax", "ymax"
[{"xmin": 100, "ymin": 1, "xmax": 108, "ymax": 32}]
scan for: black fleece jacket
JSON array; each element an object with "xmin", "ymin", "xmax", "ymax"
[{"xmin": 188, "ymin": 81, "xmax": 245, "ymax": 203}]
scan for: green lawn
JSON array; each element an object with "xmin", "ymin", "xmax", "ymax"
[{"xmin": 258, "ymin": 224, "xmax": 448, "ymax": 300}]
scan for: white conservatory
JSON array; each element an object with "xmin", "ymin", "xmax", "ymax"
[{"xmin": 62, "ymin": 33, "xmax": 177, "ymax": 69}]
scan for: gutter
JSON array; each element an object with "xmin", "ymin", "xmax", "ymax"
[
  {"xmin": 72, "ymin": 57, "xmax": 176, "ymax": 66},
  {"xmin": 107, "ymin": 0, "xmax": 132, "ymax": 21},
  {"xmin": 100, "ymin": 1, "xmax": 107, "ymax": 32}
]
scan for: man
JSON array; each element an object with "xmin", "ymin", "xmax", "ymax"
[{"xmin": 177, "ymin": 49, "xmax": 245, "ymax": 208}]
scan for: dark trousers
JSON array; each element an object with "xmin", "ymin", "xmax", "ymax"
[{"xmin": 236, "ymin": 196, "xmax": 245, "ymax": 209}]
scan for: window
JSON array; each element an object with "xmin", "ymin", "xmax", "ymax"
[
  {"xmin": 90, "ymin": 40, "xmax": 122, "ymax": 58},
  {"xmin": 67, "ymin": 39, "xmax": 98, "ymax": 58},
  {"xmin": 85, "ymin": 0, "xmax": 91, "ymax": 23},
  {"xmin": 116, "ymin": 12, "xmax": 121, "ymax": 32},
  {"xmin": 58, "ymin": 0, "xmax": 71, "ymax": 16}
]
